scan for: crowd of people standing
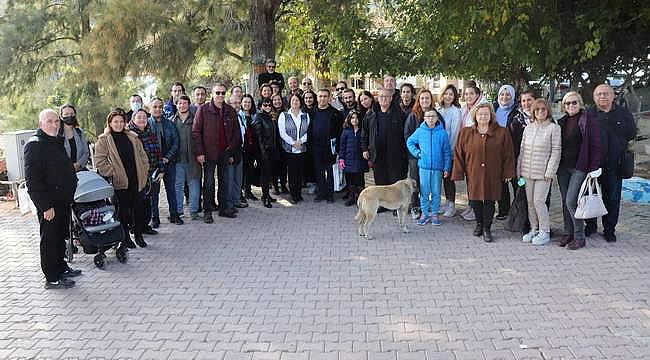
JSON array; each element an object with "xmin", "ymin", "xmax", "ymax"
[{"xmin": 25, "ymin": 57, "xmax": 637, "ymax": 289}]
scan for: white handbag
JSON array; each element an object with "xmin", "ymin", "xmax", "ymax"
[
  {"xmin": 17, "ymin": 182, "xmax": 37, "ymax": 215},
  {"xmin": 574, "ymin": 175, "xmax": 608, "ymax": 219}
]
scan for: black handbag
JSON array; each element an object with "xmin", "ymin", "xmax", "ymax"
[
  {"xmin": 620, "ymin": 148, "xmax": 634, "ymax": 179},
  {"xmin": 504, "ymin": 185, "xmax": 528, "ymax": 232}
]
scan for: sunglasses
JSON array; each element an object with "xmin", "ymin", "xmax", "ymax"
[
  {"xmin": 336, "ymin": 87, "xmax": 345, "ymax": 91},
  {"xmin": 564, "ymin": 100, "xmax": 578, "ymax": 106},
  {"xmin": 214, "ymin": 91, "xmax": 226, "ymax": 96},
  {"xmin": 261, "ymin": 103, "xmax": 272, "ymax": 107},
  {"xmin": 303, "ymin": 82, "xmax": 312, "ymax": 85}
]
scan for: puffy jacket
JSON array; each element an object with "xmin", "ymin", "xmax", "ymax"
[
  {"xmin": 406, "ymin": 121, "xmax": 452, "ymax": 172},
  {"xmin": 251, "ymin": 111, "xmax": 278, "ymax": 160},
  {"xmin": 339, "ymin": 127, "xmax": 368, "ymax": 173},
  {"xmin": 148, "ymin": 115, "xmax": 180, "ymax": 162},
  {"xmin": 517, "ymin": 119, "xmax": 561, "ymax": 179},
  {"xmin": 24, "ymin": 129, "xmax": 78, "ymax": 212}
]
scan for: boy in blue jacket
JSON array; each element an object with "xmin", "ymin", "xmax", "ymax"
[{"xmin": 406, "ymin": 110, "xmax": 452, "ymax": 225}]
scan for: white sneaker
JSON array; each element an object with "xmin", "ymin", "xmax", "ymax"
[
  {"xmin": 522, "ymin": 230, "xmax": 537, "ymax": 243},
  {"xmin": 460, "ymin": 207, "xmax": 475, "ymax": 221},
  {"xmin": 443, "ymin": 203, "xmax": 456, "ymax": 217},
  {"xmin": 532, "ymin": 231, "xmax": 551, "ymax": 245}
]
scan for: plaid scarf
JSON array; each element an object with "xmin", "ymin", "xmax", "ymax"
[{"xmin": 128, "ymin": 121, "xmax": 164, "ymax": 175}]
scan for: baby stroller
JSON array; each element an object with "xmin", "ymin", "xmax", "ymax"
[{"xmin": 67, "ymin": 171, "xmax": 127, "ymax": 268}]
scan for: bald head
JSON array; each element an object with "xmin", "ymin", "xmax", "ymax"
[
  {"xmin": 594, "ymin": 84, "xmax": 615, "ymax": 112},
  {"xmin": 39, "ymin": 109, "xmax": 60, "ymax": 137}
]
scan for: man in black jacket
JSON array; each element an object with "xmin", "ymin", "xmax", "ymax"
[
  {"xmin": 585, "ymin": 84, "xmax": 636, "ymax": 242},
  {"xmin": 311, "ymin": 89, "xmax": 342, "ymax": 203},
  {"xmin": 24, "ymin": 109, "xmax": 81, "ymax": 289},
  {"xmin": 257, "ymin": 59, "xmax": 285, "ymax": 92}
]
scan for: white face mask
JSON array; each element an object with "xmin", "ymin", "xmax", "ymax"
[{"xmin": 131, "ymin": 102, "xmax": 143, "ymax": 112}]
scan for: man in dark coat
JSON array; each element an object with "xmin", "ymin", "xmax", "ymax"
[
  {"xmin": 585, "ymin": 84, "xmax": 636, "ymax": 242},
  {"xmin": 24, "ymin": 109, "xmax": 80, "ymax": 289},
  {"xmin": 310, "ymin": 89, "xmax": 342, "ymax": 203},
  {"xmin": 193, "ymin": 84, "xmax": 242, "ymax": 222},
  {"xmin": 361, "ymin": 88, "xmax": 408, "ymax": 186},
  {"xmin": 257, "ymin": 59, "xmax": 285, "ymax": 92}
]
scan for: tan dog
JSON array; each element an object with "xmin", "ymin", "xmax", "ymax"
[{"xmin": 355, "ymin": 178, "xmax": 417, "ymax": 239}]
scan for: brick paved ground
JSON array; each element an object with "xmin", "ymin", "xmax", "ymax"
[{"xmin": 0, "ymin": 181, "xmax": 649, "ymax": 360}]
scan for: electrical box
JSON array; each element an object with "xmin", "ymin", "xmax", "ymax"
[{"xmin": 2, "ymin": 130, "xmax": 37, "ymax": 181}]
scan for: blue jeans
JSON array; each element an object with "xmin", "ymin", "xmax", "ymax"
[
  {"xmin": 175, "ymin": 162, "xmax": 200, "ymax": 215},
  {"xmin": 419, "ymin": 169, "xmax": 442, "ymax": 216},
  {"xmin": 231, "ymin": 159, "xmax": 243, "ymax": 206},
  {"xmin": 557, "ymin": 167, "xmax": 587, "ymax": 240},
  {"xmin": 151, "ymin": 163, "xmax": 177, "ymax": 219}
]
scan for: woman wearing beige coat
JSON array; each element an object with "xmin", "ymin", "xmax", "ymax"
[
  {"xmin": 94, "ymin": 108, "xmax": 150, "ymax": 249},
  {"xmin": 517, "ymin": 99, "xmax": 561, "ymax": 246}
]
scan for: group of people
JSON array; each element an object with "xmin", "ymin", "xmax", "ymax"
[{"xmin": 24, "ymin": 57, "xmax": 636, "ymax": 288}]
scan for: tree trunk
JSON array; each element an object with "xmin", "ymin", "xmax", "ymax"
[{"xmin": 249, "ymin": 0, "xmax": 281, "ymax": 99}]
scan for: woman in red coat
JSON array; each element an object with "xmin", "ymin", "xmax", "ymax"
[{"xmin": 451, "ymin": 103, "xmax": 515, "ymax": 242}]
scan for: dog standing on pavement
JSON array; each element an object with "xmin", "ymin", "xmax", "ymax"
[{"xmin": 355, "ymin": 178, "xmax": 417, "ymax": 239}]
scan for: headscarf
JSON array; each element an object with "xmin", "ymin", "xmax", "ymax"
[
  {"xmin": 127, "ymin": 120, "xmax": 164, "ymax": 175},
  {"xmin": 496, "ymin": 84, "xmax": 516, "ymax": 127}
]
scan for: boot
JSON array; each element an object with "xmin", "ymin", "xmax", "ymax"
[
  {"xmin": 567, "ymin": 237, "xmax": 585, "ymax": 250},
  {"xmin": 473, "ymin": 222, "xmax": 483, "ymax": 237},
  {"xmin": 483, "ymin": 227, "xmax": 493, "ymax": 242},
  {"xmin": 558, "ymin": 235, "xmax": 573, "ymax": 247},
  {"xmin": 344, "ymin": 186, "xmax": 356, "ymax": 207},
  {"xmin": 134, "ymin": 234, "xmax": 147, "ymax": 248}
]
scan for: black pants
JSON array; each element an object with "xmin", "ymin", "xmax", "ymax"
[
  {"xmin": 408, "ymin": 158, "xmax": 420, "ymax": 210},
  {"xmin": 469, "ymin": 200, "xmax": 495, "ymax": 230},
  {"xmin": 116, "ymin": 188, "xmax": 146, "ymax": 238},
  {"xmin": 314, "ymin": 157, "xmax": 334, "ymax": 199},
  {"xmin": 373, "ymin": 158, "xmax": 406, "ymax": 186},
  {"xmin": 243, "ymin": 150, "xmax": 258, "ymax": 194},
  {"xmin": 273, "ymin": 151, "xmax": 288, "ymax": 188},
  {"xmin": 203, "ymin": 160, "xmax": 218, "ymax": 213},
  {"xmin": 38, "ymin": 203, "xmax": 70, "ymax": 282},
  {"xmin": 285, "ymin": 152, "xmax": 305, "ymax": 199},
  {"xmin": 345, "ymin": 172, "xmax": 365, "ymax": 188},
  {"xmin": 585, "ymin": 167, "xmax": 623, "ymax": 235},
  {"xmin": 259, "ymin": 155, "xmax": 273, "ymax": 197},
  {"xmin": 498, "ymin": 183, "xmax": 511, "ymax": 216}
]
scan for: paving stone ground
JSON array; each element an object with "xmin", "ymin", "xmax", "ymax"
[{"xmin": 0, "ymin": 180, "xmax": 649, "ymax": 360}]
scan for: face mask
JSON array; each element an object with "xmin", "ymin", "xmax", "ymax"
[
  {"xmin": 62, "ymin": 116, "xmax": 76, "ymax": 125},
  {"xmin": 131, "ymin": 102, "xmax": 142, "ymax": 112}
]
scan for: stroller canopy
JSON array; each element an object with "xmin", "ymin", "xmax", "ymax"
[{"xmin": 75, "ymin": 171, "xmax": 114, "ymax": 203}]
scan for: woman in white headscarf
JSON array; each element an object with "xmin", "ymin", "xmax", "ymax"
[{"xmin": 493, "ymin": 84, "xmax": 517, "ymax": 219}]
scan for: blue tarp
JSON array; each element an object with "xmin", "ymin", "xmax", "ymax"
[{"xmin": 622, "ymin": 177, "xmax": 650, "ymax": 204}]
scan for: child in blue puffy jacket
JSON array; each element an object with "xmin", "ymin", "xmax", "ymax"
[
  {"xmin": 406, "ymin": 110, "xmax": 452, "ymax": 225},
  {"xmin": 339, "ymin": 110, "xmax": 369, "ymax": 206}
]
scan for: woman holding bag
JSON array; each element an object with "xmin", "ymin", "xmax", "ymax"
[
  {"xmin": 556, "ymin": 92, "xmax": 601, "ymax": 250},
  {"xmin": 517, "ymin": 99, "xmax": 561, "ymax": 246}
]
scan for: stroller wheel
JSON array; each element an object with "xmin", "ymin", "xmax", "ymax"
[
  {"xmin": 93, "ymin": 254, "xmax": 105, "ymax": 269},
  {"xmin": 116, "ymin": 248, "xmax": 128, "ymax": 264}
]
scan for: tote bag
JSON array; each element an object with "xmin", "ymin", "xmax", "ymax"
[{"xmin": 575, "ymin": 176, "xmax": 608, "ymax": 219}]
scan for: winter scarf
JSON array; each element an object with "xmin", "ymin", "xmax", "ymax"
[{"xmin": 128, "ymin": 121, "xmax": 164, "ymax": 175}]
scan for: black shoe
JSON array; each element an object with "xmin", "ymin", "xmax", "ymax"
[
  {"xmin": 45, "ymin": 277, "xmax": 75, "ymax": 289},
  {"xmin": 123, "ymin": 238, "xmax": 137, "ymax": 249},
  {"xmin": 342, "ymin": 192, "xmax": 349, "ymax": 200},
  {"xmin": 134, "ymin": 234, "xmax": 147, "ymax": 248},
  {"xmin": 495, "ymin": 213, "xmax": 507, "ymax": 220},
  {"xmin": 326, "ymin": 197, "xmax": 335, "ymax": 203},
  {"xmin": 297, "ymin": 194, "xmax": 304, "ymax": 202},
  {"xmin": 604, "ymin": 232, "xmax": 617, "ymax": 242},
  {"xmin": 61, "ymin": 268, "xmax": 82, "ymax": 278},
  {"xmin": 269, "ymin": 196, "xmax": 277, "ymax": 203},
  {"xmin": 273, "ymin": 187, "xmax": 281, "ymax": 195},
  {"xmin": 585, "ymin": 223, "xmax": 597, "ymax": 237},
  {"xmin": 345, "ymin": 197, "xmax": 356, "ymax": 206},
  {"xmin": 143, "ymin": 226, "xmax": 158, "ymax": 235},
  {"xmin": 483, "ymin": 228, "xmax": 493, "ymax": 242},
  {"xmin": 289, "ymin": 197, "xmax": 299, "ymax": 204},
  {"xmin": 232, "ymin": 207, "xmax": 239, "ymax": 213},
  {"xmin": 246, "ymin": 192, "xmax": 259, "ymax": 201},
  {"xmin": 204, "ymin": 212, "xmax": 214, "ymax": 224},
  {"xmin": 218, "ymin": 209, "xmax": 237, "ymax": 218},
  {"xmin": 175, "ymin": 216, "xmax": 184, "ymax": 225},
  {"xmin": 281, "ymin": 185, "xmax": 290, "ymax": 194},
  {"xmin": 314, "ymin": 196, "xmax": 324, "ymax": 203},
  {"xmin": 235, "ymin": 202, "xmax": 249, "ymax": 208},
  {"xmin": 263, "ymin": 197, "xmax": 273, "ymax": 208},
  {"xmin": 151, "ymin": 218, "xmax": 160, "ymax": 229},
  {"xmin": 473, "ymin": 223, "xmax": 483, "ymax": 237}
]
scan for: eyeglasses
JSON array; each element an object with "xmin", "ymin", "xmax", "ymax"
[
  {"xmin": 267, "ymin": 65, "xmax": 275, "ymax": 69},
  {"xmin": 214, "ymin": 91, "xmax": 226, "ymax": 96},
  {"xmin": 303, "ymin": 82, "xmax": 311, "ymax": 86},
  {"xmin": 336, "ymin": 87, "xmax": 345, "ymax": 91},
  {"xmin": 564, "ymin": 100, "xmax": 579, "ymax": 106}
]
